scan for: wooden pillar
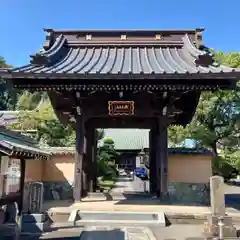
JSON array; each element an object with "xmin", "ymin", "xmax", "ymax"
[
  {"xmin": 155, "ymin": 130, "xmax": 161, "ymax": 198},
  {"xmin": 18, "ymin": 157, "xmax": 26, "ymax": 216},
  {"xmin": 160, "ymin": 125, "xmax": 168, "ymax": 199},
  {"xmin": 156, "ymin": 118, "xmax": 169, "ymax": 200},
  {"xmin": 74, "ymin": 115, "xmax": 85, "ymax": 201},
  {"xmin": 149, "ymin": 129, "xmax": 157, "ymax": 194},
  {"xmin": 86, "ymin": 126, "xmax": 95, "ymax": 193},
  {"xmin": 92, "ymin": 129, "xmax": 98, "ymax": 192}
]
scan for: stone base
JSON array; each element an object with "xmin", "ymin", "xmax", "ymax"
[
  {"xmin": 21, "ymin": 213, "xmax": 49, "ymax": 233},
  {"xmin": 22, "ymin": 213, "xmax": 46, "ymax": 223},
  {"xmin": 0, "ymin": 209, "xmax": 5, "ymax": 224},
  {"xmin": 0, "ymin": 223, "xmax": 20, "ymax": 238},
  {"xmin": 21, "ymin": 222, "xmax": 49, "ymax": 233},
  {"xmin": 24, "ymin": 181, "xmax": 74, "ymax": 203},
  {"xmin": 168, "ymin": 181, "xmax": 210, "ymax": 205},
  {"xmin": 203, "ymin": 215, "xmax": 237, "ymax": 238}
]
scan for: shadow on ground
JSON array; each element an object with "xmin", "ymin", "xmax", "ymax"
[
  {"xmin": 107, "ymin": 184, "xmax": 126, "ymax": 188},
  {"xmin": 19, "ymin": 229, "xmax": 125, "ymax": 240},
  {"xmin": 113, "ymin": 178, "xmax": 132, "ymax": 182},
  {"xmin": 114, "ymin": 193, "xmax": 210, "ymax": 206},
  {"xmin": 81, "ymin": 229, "xmax": 125, "ymax": 240}
]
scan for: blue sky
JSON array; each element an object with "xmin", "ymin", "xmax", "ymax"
[{"xmin": 1, "ymin": 0, "xmax": 239, "ymax": 67}]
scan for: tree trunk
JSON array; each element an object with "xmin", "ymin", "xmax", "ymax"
[{"xmin": 211, "ymin": 141, "xmax": 218, "ymax": 156}]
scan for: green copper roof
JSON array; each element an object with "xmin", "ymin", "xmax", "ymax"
[
  {"xmin": 0, "ymin": 127, "xmax": 50, "ymax": 159},
  {"xmin": 99, "ymin": 129, "xmax": 149, "ymax": 150},
  {"xmin": 98, "ymin": 129, "xmax": 212, "ymax": 155}
]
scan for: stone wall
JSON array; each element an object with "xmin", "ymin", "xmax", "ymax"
[
  {"xmin": 23, "ymin": 151, "xmax": 212, "ymax": 204},
  {"xmin": 42, "ymin": 181, "xmax": 74, "ymax": 200},
  {"xmin": 23, "ymin": 180, "xmax": 210, "ymax": 204},
  {"xmin": 168, "ymin": 181, "xmax": 210, "ymax": 205},
  {"xmin": 24, "ymin": 180, "xmax": 74, "ymax": 205}
]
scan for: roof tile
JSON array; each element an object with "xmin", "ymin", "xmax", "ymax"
[{"xmin": 5, "ymin": 32, "xmax": 239, "ymax": 78}]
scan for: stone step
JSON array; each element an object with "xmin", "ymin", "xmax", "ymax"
[
  {"xmin": 47, "ymin": 210, "xmax": 166, "ymax": 226},
  {"xmin": 75, "ymin": 219, "xmax": 165, "ymax": 227},
  {"xmin": 86, "ymin": 191, "xmax": 153, "ymax": 200},
  {"xmin": 78, "ymin": 211, "xmax": 163, "ymax": 222}
]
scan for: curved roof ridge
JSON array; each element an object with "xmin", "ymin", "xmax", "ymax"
[
  {"xmin": 43, "ymin": 28, "xmax": 205, "ymax": 35},
  {"xmin": 182, "ymin": 34, "xmax": 215, "ymax": 67},
  {"xmin": 30, "ymin": 34, "xmax": 66, "ymax": 65}
]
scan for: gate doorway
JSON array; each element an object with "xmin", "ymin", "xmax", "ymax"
[{"xmin": 98, "ymin": 128, "xmax": 151, "ymax": 195}]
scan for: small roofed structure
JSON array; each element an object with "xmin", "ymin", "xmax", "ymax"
[
  {"xmin": 0, "ymin": 127, "xmax": 50, "ymax": 160},
  {"xmin": 0, "ymin": 126, "xmax": 50, "ymax": 216}
]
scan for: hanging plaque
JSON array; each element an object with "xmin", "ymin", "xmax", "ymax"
[{"xmin": 108, "ymin": 101, "xmax": 134, "ymax": 116}]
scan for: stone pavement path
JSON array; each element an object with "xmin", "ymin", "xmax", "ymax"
[
  {"xmin": 18, "ymin": 226, "xmax": 157, "ymax": 240},
  {"xmin": 81, "ymin": 226, "xmax": 157, "ymax": 240},
  {"xmin": 18, "ymin": 223, "xmax": 240, "ymax": 239},
  {"xmin": 110, "ymin": 174, "xmax": 149, "ymax": 194},
  {"xmin": 110, "ymin": 175, "xmax": 136, "ymax": 193}
]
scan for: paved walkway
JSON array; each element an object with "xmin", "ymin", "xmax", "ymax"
[
  {"xmin": 81, "ymin": 226, "xmax": 157, "ymax": 240},
  {"xmin": 19, "ymin": 225, "xmax": 218, "ymax": 239},
  {"xmin": 43, "ymin": 198, "xmax": 240, "ymax": 220},
  {"xmin": 20, "ymin": 223, "xmax": 240, "ymax": 239},
  {"xmin": 111, "ymin": 174, "xmax": 149, "ymax": 193},
  {"xmin": 42, "ymin": 176, "xmax": 240, "ymax": 221},
  {"xmin": 110, "ymin": 176, "xmax": 135, "ymax": 193},
  {"xmin": 18, "ymin": 226, "xmax": 157, "ymax": 239}
]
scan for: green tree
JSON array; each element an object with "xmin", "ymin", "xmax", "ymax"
[
  {"xmin": 9, "ymin": 99, "xmax": 76, "ymax": 147},
  {"xmin": 0, "ymin": 56, "xmax": 19, "ymax": 110},
  {"xmin": 96, "ymin": 134, "xmax": 119, "ymax": 179},
  {"xmin": 168, "ymin": 125, "xmax": 190, "ymax": 147},
  {"xmin": 180, "ymin": 52, "xmax": 240, "ymax": 177},
  {"xmin": 16, "ymin": 91, "xmax": 46, "ymax": 110},
  {"xmin": 181, "ymin": 52, "xmax": 240, "ymax": 155},
  {"xmin": 187, "ymin": 90, "xmax": 239, "ymax": 155}
]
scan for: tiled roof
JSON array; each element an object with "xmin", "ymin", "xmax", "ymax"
[
  {"xmin": 46, "ymin": 147, "xmax": 75, "ymax": 155},
  {"xmin": 0, "ymin": 112, "xmax": 17, "ymax": 126},
  {"xmin": 99, "ymin": 129, "xmax": 149, "ymax": 150},
  {"xmin": 1, "ymin": 29, "xmax": 239, "ymax": 80},
  {"xmin": 47, "ymin": 129, "xmax": 212, "ymax": 155},
  {"xmin": 0, "ymin": 127, "xmax": 50, "ymax": 159},
  {"xmin": 99, "ymin": 129, "xmax": 212, "ymax": 155}
]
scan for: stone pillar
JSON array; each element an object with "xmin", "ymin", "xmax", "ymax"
[
  {"xmin": 28, "ymin": 182, "xmax": 44, "ymax": 213},
  {"xmin": 149, "ymin": 129, "xmax": 157, "ymax": 194},
  {"xmin": 210, "ymin": 176, "xmax": 225, "ymax": 216},
  {"xmin": 204, "ymin": 176, "xmax": 237, "ymax": 238},
  {"xmin": 74, "ymin": 115, "xmax": 85, "ymax": 202}
]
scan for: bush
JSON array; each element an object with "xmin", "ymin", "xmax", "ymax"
[
  {"xmin": 102, "ymin": 165, "xmax": 118, "ymax": 180},
  {"xmin": 212, "ymin": 156, "xmax": 238, "ymax": 180},
  {"xmin": 103, "ymin": 138, "xmax": 114, "ymax": 145}
]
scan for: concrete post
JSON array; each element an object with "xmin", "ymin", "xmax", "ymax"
[
  {"xmin": 204, "ymin": 176, "xmax": 237, "ymax": 238},
  {"xmin": 210, "ymin": 176, "xmax": 225, "ymax": 216}
]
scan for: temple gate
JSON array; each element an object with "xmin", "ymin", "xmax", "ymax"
[{"xmin": 0, "ymin": 28, "xmax": 239, "ymax": 202}]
